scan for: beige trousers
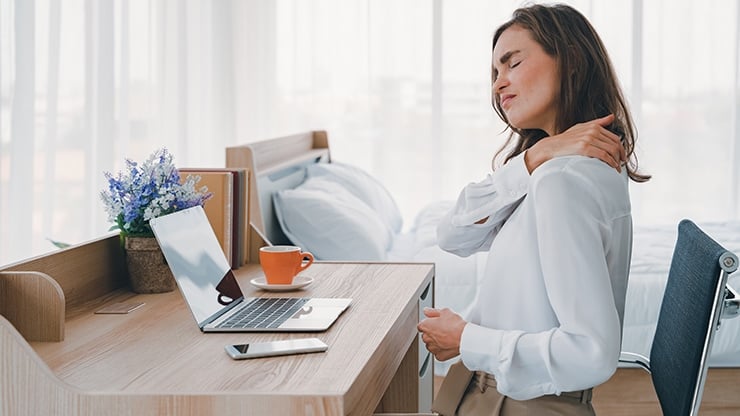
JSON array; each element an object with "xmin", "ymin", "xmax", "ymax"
[{"xmin": 433, "ymin": 362, "xmax": 596, "ymax": 416}]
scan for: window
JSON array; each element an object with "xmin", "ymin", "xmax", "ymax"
[{"xmin": 1, "ymin": 0, "xmax": 738, "ymax": 265}]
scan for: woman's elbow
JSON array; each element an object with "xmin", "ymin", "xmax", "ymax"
[
  {"xmin": 560, "ymin": 335, "xmax": 619, "ymax": 391},
  {"xmin": 592, "ymin": 350, "xmax": 618, "ymax": 386},
  {"xmin": 581, "ymin": 338, "xmax": 620, "ymax": 387},
  {"xmin": 436, "ymin": 223, "xmax": 464, "ymax": 254}
]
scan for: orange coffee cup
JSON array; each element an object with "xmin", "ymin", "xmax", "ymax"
[{"xmin": 259, "ymin": 245, "xmax": 315, "ymax": 285}]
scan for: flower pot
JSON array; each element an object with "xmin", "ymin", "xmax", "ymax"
[{"xmin": 124, "ymin": 236, "xmax": 177, "ymax": 293}]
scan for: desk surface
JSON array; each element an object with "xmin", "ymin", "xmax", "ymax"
[{"xmin": 27, "ymin": 262, "xmax": 433, "ymax": 415}]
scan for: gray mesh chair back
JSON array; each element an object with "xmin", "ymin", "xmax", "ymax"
[{"xmin": 649, "ymin": 219, "xmax": 738, "ymax": 415}]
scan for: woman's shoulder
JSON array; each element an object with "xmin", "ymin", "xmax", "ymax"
[
  {"xmin": 529, "ymin": 155, "xmax": 630, "ymax": 212},
  {"xmin": 531, "ymin": 155, "xmax": 626, "ymax": 186}
]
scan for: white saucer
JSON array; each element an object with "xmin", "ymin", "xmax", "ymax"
[{"xmin": 249, "ymin": 275, "xmax": 314, "ymax": 292}]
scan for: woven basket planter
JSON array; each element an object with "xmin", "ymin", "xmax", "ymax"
[{"xmin": 124, "ymin": 236, "xmax": 176, "ymax": 293}]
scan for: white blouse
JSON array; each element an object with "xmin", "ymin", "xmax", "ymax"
[{"xmin": 437, "ymin": 153, "xmax": 632, "ymax": 400}]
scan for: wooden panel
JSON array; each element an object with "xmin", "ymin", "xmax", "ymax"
[
  {"xmin": 1, "ymin": 315, "xmax": 77, "ymax": 416},
  {"xmin": 226, "ymin": 131, "xmax": 329, "ymax": 175},
  {"xmin": 375, "ymin": 333, "xmax": 421, "ymax": 413},
  {"xmin": 0, "ymin": 234, "xmax": 127, "ymax": 313},
  {"xmin": 0, "ymin": 272, "xmax": 65, "ymax": 341},
  {"xmin": 225, "ymin": 131, "xmax": 330, "ymax": 263}
]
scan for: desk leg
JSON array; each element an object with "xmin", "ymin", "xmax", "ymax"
[
  {"xmin": 375, "ymin": 280, "xmax": 435, "ymax": 414},
  {"xmin": 376, "ymin": 337, "xmax": 418, "ymax": 412}
]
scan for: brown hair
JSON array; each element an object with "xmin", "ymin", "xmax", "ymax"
[{"xmin": 492, "ymin": 4, "xmax": 650, "ymax": 182}]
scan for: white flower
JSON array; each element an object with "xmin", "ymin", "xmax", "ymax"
[{"xmin": 100, "ymin": 148, "xmax": 212, "ymax": 236}]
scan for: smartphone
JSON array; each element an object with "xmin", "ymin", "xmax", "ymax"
[{"xmin": 224, "ymin": 338, "xmax": 328, "ymax": 360}]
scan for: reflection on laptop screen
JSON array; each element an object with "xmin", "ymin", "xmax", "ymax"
[{"xmin": 150, "ymin": 206, "xmax": 240, "ymax": 326}]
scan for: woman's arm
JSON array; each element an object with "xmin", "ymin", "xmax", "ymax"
[
  {"xmin": 438, "ymin": 115, "xmax": 626, "ymax": 257},
  {"xmin": 437, "ymin": 152, "xmax": 530, "ymax": 257},
  {"xmin": 525, "ymin": 114, "xmax": 626, "ymax": 173}
]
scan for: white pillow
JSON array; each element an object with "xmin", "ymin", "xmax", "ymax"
[
  {"xmin": 273, "ymin": 176, "xmax": 393, "ymax": 261},
  {"xmin": 307, "ymin": 162, "xmax": 403, "ymax": 233}
]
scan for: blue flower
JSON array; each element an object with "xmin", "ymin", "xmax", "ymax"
[{"xmin": 100, "ymin": 148, "xmax": 212, "ymax": 237}]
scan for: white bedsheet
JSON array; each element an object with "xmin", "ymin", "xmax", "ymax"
[
  {"xmin": 388, "ymin": 201, "xmax": 487, "ymax": 320},
  {"xmin": 390, "ymin": 201, "xmax": 740, "ymax": 373}
]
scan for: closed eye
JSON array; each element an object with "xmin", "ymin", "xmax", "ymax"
[{"xmin": 510, "ymin": 61, "xmax": 521, "ymax": 69}]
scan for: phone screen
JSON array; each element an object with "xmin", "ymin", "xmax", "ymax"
[{"xmin": 232, "ymin": 344, "xmax": 251, "ymax": 354}]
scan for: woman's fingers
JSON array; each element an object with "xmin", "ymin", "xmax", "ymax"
[
  {"xmin": 567, "ymin": 118, "xmax": 625, "ymax": 170},
  {"xmin": 583, "ymin": 130, "xmax": 623, "ymax": 170},
  {"xmin": 422, "ymin": 307, "xmax": 442, "ymax": 318},
  {"xmin": 593, "ymin": 128, "xmax": 626, "ymax": 169},
  {"xmin": 589, "ymin": 115, "xmax": 626, "ymax": 162},
  {"xmin": 526, "ymin": 115, "xmax": 627, "ymax": 173},
  {"xmin": 418, "ymin": 308, "xmax": 465, "ymax": 361},
  {"xmin": 594, "ymin": 113, "xmax": 615, "ymax": 127}
]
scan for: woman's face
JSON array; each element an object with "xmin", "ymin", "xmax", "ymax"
[{"xmin": 492, "ymin": 25, "xmax": 560, "ymax": 136}]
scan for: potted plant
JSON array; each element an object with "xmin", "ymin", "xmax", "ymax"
[{"xmin": 100, "ymin": 148, "xmax": 211, "ymax": 293}]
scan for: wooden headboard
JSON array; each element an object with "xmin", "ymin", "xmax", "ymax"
[{"xmin": 226, "ymin": 131, "xmax": 330, "ymax": 263}]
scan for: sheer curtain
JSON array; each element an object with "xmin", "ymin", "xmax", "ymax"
[
  {"xmin": 0, "ymin": 0, "xmax": 235, "ymax": 264},
  {"xmin": 1, "ymin": 0, "xmax": 739, "ymax": 266}
]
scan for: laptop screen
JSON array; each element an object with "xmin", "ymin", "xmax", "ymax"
[{"xmin": 150, "ymin": 206, "xmax": 243, "ymax": 326}]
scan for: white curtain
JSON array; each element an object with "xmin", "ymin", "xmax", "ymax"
[
  {"xmin": 0, "ymin": 0, "xmax": 235, "ymax": 264},
  {"xmin": 1, "ymin": 0, "xmax": 739, "ymax": 266}
]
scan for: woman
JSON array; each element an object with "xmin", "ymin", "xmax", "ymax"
[{"xmin": 417, "ymin": 4, "xmax": 650, "ymax": 415}]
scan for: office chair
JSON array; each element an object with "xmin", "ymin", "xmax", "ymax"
[{"xmin": 620, "ymin": 219, "xmax": 739, "ymax": 416}]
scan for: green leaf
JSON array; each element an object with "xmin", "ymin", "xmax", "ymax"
[{"xmin": 47, "ymin": 238, "xmax": 72, "ymax": 249}]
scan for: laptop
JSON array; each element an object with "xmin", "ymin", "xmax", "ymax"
[{"xmin": 149, "ymin": 205, "xmax": 352, "ymax": 332}]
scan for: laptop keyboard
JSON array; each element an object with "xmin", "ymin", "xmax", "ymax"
[{"xmin": 217, "ymin": 298, "xmax": 310, "ymax": 329}]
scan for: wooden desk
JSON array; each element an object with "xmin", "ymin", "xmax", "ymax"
[{"xmin": 1, "ymin": 251, "xmax": 434, "ymax": 415}]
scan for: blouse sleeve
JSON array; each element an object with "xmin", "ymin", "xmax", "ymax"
[
  {"xmin": 458, "ymin": 162, "xmax": 628, "ymax": 399},
  {"xmin": 437, "ymin": 153, "xmax": 530, "ymax": 257}
]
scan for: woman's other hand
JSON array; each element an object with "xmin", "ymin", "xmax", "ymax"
[
  {"xmin": 417, "ymin": 307, "xmax": 467, "ymax": 361},
  {"xmin": 524, "ymin": 114, "xmax": 626, "ymax": 173}
]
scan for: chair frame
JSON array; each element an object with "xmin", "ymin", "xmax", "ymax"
[
  {"xmin": 693, "ymin": 251, "xmax": 738, "ymax": 412},
  {"xmin": 620, "ymin": 220, "xmax": 738, "ymax": 416}
]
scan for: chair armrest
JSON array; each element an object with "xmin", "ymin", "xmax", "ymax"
[{"xmin": 618, "ymin": 351, "xmax": 651, "ymax": 373}]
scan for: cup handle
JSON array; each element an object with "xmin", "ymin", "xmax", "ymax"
[{"xmin": 298, "ymin": 252, "xmax": 314, "ymax": 272}]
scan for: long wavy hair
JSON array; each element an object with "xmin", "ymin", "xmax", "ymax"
[{"xmin": 492, "ymin": 4, "xmax": 650, "ymax": 182}]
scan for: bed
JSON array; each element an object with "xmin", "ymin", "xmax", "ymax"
[{"xmin": 226, "ymin": 131, "xmax": 740, "ymax": 375}]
